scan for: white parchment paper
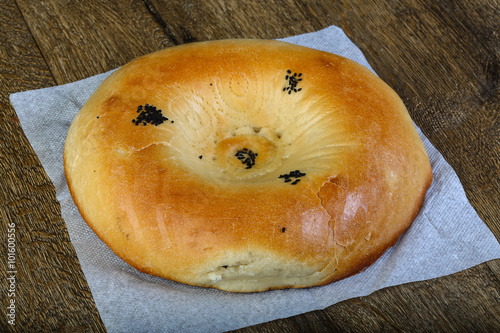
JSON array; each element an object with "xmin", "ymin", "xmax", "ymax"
[{"xmin": 11, "ymin": 25, "xmax": 500, "ymax": 332}]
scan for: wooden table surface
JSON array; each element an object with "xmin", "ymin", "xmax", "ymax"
[{"xmin": 1, "ymin": 0, "xmax": 499, "ymax": 332}]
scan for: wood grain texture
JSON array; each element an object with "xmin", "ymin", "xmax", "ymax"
[
  {"xmin": 0, "ymin": 0, "xmax": 105, "ymax": 332},
  {"xmin": 15, "ymin": 0, "xmax": 170, "ymax": 84},
  {"xmin": 1, "ymin": 0, "xmax": 499, "ymax": 331},
  {"xmin": 143, "ymin": 0, "xmax": 317, "ymax": 42}
]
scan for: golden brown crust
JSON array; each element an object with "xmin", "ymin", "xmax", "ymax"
[{"xmin": 64, "ymin": 39, "xmax": 432, "ymax": 292}]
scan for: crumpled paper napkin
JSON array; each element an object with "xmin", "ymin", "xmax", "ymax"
[{"xmin": 11, "ymin": 25, "xmax": 500, "ymax": 333}]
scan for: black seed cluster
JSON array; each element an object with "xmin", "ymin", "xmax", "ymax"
[
  {"xmin": 132, "ymin": 104, "xmax": 170, "ymax": 126},
  {"xmin": 235, "ymin": 148, "xmax": 258, "ymax": 169},
  {"xmin": 283, "ymin": 70, "xmax": 303, "ymax": 94},
  {"xmin": 279, "ymin": 170, "xmax": 306, "ymax": 185}
]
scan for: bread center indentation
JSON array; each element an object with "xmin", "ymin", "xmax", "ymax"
[{"xmin": 214, "ymin": 134, "xmax": 278, "ymax": 179}]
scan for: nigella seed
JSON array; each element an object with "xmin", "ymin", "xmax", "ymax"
[
  {"xmin": 199, "ymin": 155, "xmax": 203, "ymax": 159},
  {"xmin": 283, "ymin": 70, "xmax": 303, "ymax": 94},
  {"xmin": 133, "ymin": 104, "xmax": 171, "ymax": 126},
  {"xmin": 279, "ymin": 169, "xmax": 306, "ymax": 184},
  {"xmin": 282, "ymin": 227, "xmax": 286, "ymax": 232},
  {"xmin": 235, "ymin": 148, "xmax": 257, "ymax": 169}
]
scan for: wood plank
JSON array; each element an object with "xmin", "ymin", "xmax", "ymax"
[
  {"xmin": 15, "ymin": 0, "xmax": 172, "ymax": 84},
  {"xmin": 0, "ymin": 0, "xmax": 105, "ymax": 331},
  {"xmin": 143, "ymin": 0, "xmax": 317, "ymax": 42}
]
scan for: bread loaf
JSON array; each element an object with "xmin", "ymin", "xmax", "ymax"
[{"xmin": 64, "ymin": 39, "xmax": 432, "ymax": 292}]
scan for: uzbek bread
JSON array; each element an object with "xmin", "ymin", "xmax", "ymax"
[{"xmin": 64, "ymin": 39, "xmax": 432, "ymax": 292}]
